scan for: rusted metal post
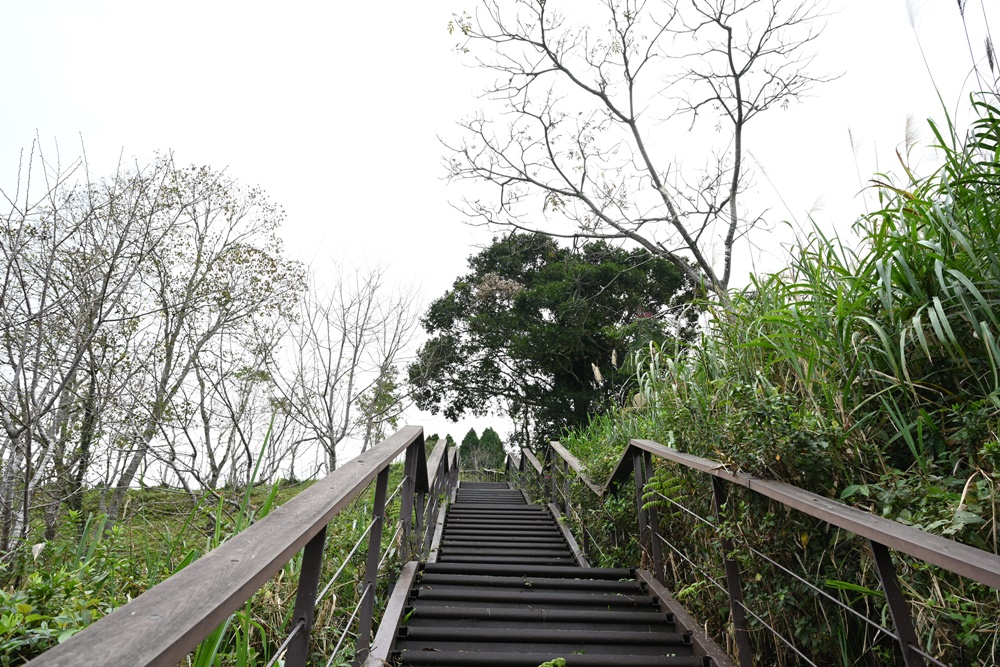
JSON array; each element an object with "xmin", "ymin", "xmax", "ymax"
[
  {"xmin": 870, "ymin": 540, "xmax": 925, "ymax": 667},
  {"xmin": 712, "ymin": 477, "xmax": 752, "ymax": 667},
  {"xmin": 632, "ymin": 448, "xmax": 650, "ymax": 562},
  {"xmin": 355, "ymin": 467, "xmax": 389, "ymax": 663},
  {"xmin": 283, "ymin": 525, "xmax": 327, "ymax": 667},
  {"xmin": 642, "ymin": 450, "xmax": 664, "ymax": 582},
  {"xmin": 400, "ymin": 441, "xmax": 418, "ymax": 560}
]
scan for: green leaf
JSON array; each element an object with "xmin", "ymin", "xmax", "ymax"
[
  {"xmin": 839, "ymin": 484, "xmax": 870, "ymax": 500},
  {"xmin": 824, "ymin": 580, "xmax": 883, "ymax": 597}
]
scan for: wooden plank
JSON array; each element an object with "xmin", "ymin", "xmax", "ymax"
[
  {"xmin": 364, "ymin": 561, "xmax": 420, "ymax": 667},
  {"xmin": 629, "ymin": 439, "xmax": 1000, "ymax": 590},
  {"xmin": 425, "ymin": 439, "xmax": 447, "ymax": 489},
  {"xmin": 605, "ymin": 445, "xmax": 636, "ymax": 491},
  {"xmin": 636, "ymin": 570, "xmax": 737, "ymax": 667},
  {"xmin": 547, "ymin": 502, "xmax": 590, "ymax": 567},
  {"xmin": 27, "ymin": 426, "xmax": 424, "ymax": 667},
  {"xmin": 549, "ymin": 441, "xmax": 603, "ymax": 496},
  {"xmin": 521, "ymin": 448, "xmax": 543, "ymax": 474},
  {"xmin": 426, "ymin": 501, "xmax": 450, "ymax": 564}
]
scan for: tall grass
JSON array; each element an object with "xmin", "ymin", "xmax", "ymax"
[{"xmin": 561, "ymin": 94, "xmax": 1000, "ymax": 664}]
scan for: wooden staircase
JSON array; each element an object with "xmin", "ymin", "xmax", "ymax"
[{"xmin": 389, "ymin": 482, "xmax": 715, "ymax": 666}]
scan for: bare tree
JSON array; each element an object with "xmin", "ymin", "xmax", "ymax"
[
  {"xmin": 153, "ymin": 319, "xmax": 289, "ymax": 491},
  {"xmin": 0, "ymin": 146, "xmax": 315, "ymax": 557},
  {"xmin": 446, "ymin": 0, "xmax": 830, "ymax": 298},
  {"xmin": 276, "ymin": 267, "xmax": 418, "ymax": 472},
  {"xmin": 102, "ymin": 163, "xmax": 305, "ymax": 522},
  {"xmin": 0, "ymin": 147, "xmax": 180, "ymax": 553}
]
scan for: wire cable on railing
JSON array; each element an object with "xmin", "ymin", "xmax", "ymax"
[
  {"xmin": 650, "ymin": 490, "xmax": 948, "ymax": 660},
  {"xmin": 655, "ymin": 533, "xmax": 819, "ymax": 667},
  {"xmin": 315, "ymin": 515, "xmax": 376, "ymax": 607},
  {"xmin": 551, "ymin": 469, "xmax": 611, "ymax": 563},
  {"xmin": 384, "ymin": 475, "xmax": 408, "ymax": 508},
  {"xmin": 378, "ymin": 523, "xmax": 403, "ymax": 571},
  {"xmin": 650, "ymin": 490, "xmax": 902, "ymax": 643},
  {"xmin": 732, "ymin": 594, "xmax": 821, "ymax": 667},
  {"xmin": 656, "ymin": 532, "xmax": 729, "ymax": 595},
  {"xmin": 262, "ymin": 620, "xmax": 304, "ymax": 667},
  {"xmin": 323, "ymin": 583, "xmax": 372, "ymax": 667},
  {"xmin": 650, "ymin": 490, "xmax": 716, "ymax": 528}
]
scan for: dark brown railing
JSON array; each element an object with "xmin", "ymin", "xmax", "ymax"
[
  {"xmin": 27, "ymin": 426, "xmax": 459, "ymax": 667},
  {"xmin": 513, "ymin": 438, "xmax": 1000, "ymax": 667}
]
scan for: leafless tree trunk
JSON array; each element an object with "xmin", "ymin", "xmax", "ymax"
[
  {"xmin": 0, "ymin": 145, "xmax": 181, "ymax": 554},
  {"xmin": 104, "ymin": 164, "xmax": 305, "ymax": 523},
  {"xmin": 446, "ymin": 0, "xmax": 830, "ymax": 298},
  {"xmin": 275, "ymin": 267, "xmax": 418, "ymax": 471}
]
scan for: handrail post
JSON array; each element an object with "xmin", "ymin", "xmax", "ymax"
[
  {"xmin": 549, "ymin": 454, "xmax": 558, "ymax": 504},
  {"xmin": 415, "ymin": 490, "xmax": 425, "ymax": 538},
  {"xmin": 400, "ymin": 441, "xmax": 419, "ymax": 561},
  {"xmin": 421, "ymin": 453, "xmax": 444, "ymax": 559},
  {"xmin": 712, "ymin": 477, "xmax": 753, "ymax": 667},
  {"xmin": 870, "ymin": 540, "xmax": 926, "ymax": 667},
  {"xmin": 355, "ymin": 466, "xmax": 390, "ymax": 663},
  {"xmin": 562, "ymin": 458, "xmax": 570, "ymax": 518},
  {"xmin": 284, "ymin": 525, "xmax": 327, "ymax": 667},
  {"xmin": 632, "ymin": 448, "xmax": 650, "ymax": 563},
  {"xmin": 641, "ymin": 450, "xmax": 664, "ymax": 582}
]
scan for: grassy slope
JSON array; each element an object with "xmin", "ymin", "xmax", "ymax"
[
  {"xmin": 558, "ymin": 101, "xmax": 1000, "ymax": 665},
  {"xmin": 1, "ymin": 467, "xmax": 407, "ymax": 667}
]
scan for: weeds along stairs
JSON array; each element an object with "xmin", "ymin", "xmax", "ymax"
[{"xmin": 376, "ymin": 481, "xmax": 726, "ymax": 667}]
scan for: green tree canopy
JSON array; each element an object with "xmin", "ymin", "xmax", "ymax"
[
  {"xmin": 461, "ymin": 428, "xmax": 480, "ymax": 449},
  {"xmin": 460, "ymin": 426, "xmax": 506, "ymax": 471},
  {"xmin": 408, "ymin": 233, "xmax": 693, "ymax": 447}
]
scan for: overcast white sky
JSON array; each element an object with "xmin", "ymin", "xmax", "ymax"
[{"xmin": 1, "ymin": 0, "xmax": 995, "ymax": 448}]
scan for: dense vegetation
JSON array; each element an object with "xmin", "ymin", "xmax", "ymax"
[
  {"xmin": 409, "ymin": 234, "xmax": 693, "ymax": 448},
  {"xmin": 0, "ymin": 154, "xmax": 418, "ymax": 665},
  {"xmin": 459, "ymin": 428, "xmax": 506, "ymax": 471},
  {"xmin": 556, "ymin": 97, "xmax": 1000, "ymax": 664},
  {"xmin": 4, "ymin": 2, "xmax": 999, "ymax": 665}
]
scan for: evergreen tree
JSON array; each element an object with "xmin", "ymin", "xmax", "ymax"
[{"xmin": 461, "ymin": 428, "xmax": 480, "ymax": 450}]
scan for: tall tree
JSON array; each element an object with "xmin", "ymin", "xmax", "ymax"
[
  {"xmin": 409, "ymin": 233, "xmax": 692, "ymax": 447},
  {"xmin": 103, "ymin": 163, "xmax": 305, "ymax": 522},
  {"xmin": 461, "ymin": 426, "xmax": 506, "ymax": 471},
  {"xmin": 0, "ymin": 150, "xmax": 184, "ymax": 550},
  {"xmin": 275, "ymin": 267, "xmax": 418, "ymax": 472},
  {"xmin": 461, "ymin": 428, "xmax": 480, "ymax": 451},
  {"xmin": 446, "ymin": 0, "xmax": 829, "ymax": 298}
]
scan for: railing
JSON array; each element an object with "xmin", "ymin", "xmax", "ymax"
[
  {"xmin": 512, "ymin": 438, "xmax": 1000, "ymax": 667},
  {"xmin": 27, "ymin": 427, "xmax": 459, "ymax": 667},
  {"xmin": 458, "ymin": 467, "xmax": 506, "ymax": 483}
]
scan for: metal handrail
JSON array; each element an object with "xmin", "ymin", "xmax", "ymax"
[
  {"xmin": 523, "ymin": 437, "xmax": 1000, "ymax": 667},
  {"xmin": 27, "ymin": 426, "xmax": 458, "ymax": 667}
]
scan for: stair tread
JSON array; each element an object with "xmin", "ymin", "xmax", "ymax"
[{"xmin": 387, "ymin": 482, "xmax": 715, "ymax": 667}]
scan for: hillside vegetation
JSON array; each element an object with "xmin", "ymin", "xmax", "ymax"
[{"xmin": 559, "ymin": 97, "xmax": 1000, "ymax": 664}]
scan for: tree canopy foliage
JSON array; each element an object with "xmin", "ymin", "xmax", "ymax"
[
  {"xmin": 459, "ymin": 427, "xmax": 506, "ymax": 470},
  {"xmin": 0, "ymin": 149, "xmax": 412, "ymax": 556},
  {"xmin": 408, "ymin": 233, "xmax": 692, "ymax": 446}
]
